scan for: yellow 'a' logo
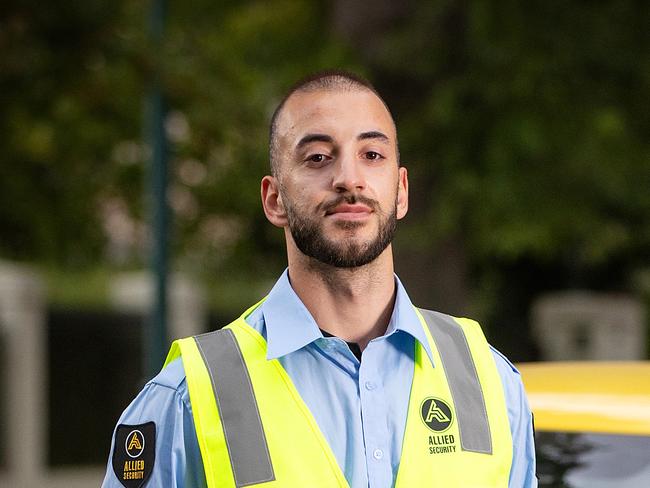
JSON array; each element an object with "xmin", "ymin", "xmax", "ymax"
[
  {"xmin": 128, "ymin": 432, "xmax": 142, "ymax": 452},
  {"xmin": 425, "ymin": 400, "xmax": 450, "ymax": 423}
]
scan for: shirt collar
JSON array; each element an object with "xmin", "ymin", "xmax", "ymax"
[
  {"xmin": 387, "ymin": 275, "xmax": 435, "ymax": 364},
  {"xmin": 263, "ymin": 270, "xmax": 324, "ymax": 360},
  {"xmin": 262, "ymin": 269, "xmax": 435, "ymax": 364}
]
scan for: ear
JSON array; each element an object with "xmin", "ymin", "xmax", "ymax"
[
  {"xmin": 261, "ymin": 175, "xmax": 288, "ymax": 228},
  {"xmin": 396, "ymin": 165, "xmax": 409, "ymax": 220}
]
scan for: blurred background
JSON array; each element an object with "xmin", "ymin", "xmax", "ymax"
[{"xmin": 0, "ymin": 0, "xmax": 648, "ymax": 486}]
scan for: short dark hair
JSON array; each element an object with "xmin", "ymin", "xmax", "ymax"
[{"xmin": 268, "ymin": 70, "xmax": 397, "ymax": 175}]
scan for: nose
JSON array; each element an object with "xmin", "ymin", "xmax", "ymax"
[{"xmin": 331, "ymin": 154, "xmax": 366, "ymax": 193}]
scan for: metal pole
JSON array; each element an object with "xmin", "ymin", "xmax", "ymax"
[{"xmin": 145, "ymin": 0, "xmax": 168, "ymax": 378}]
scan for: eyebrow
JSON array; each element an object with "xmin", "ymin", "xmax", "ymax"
[
  {"xmin": 296, "ymin": 133, "xmax": 334, "ymax": 149},
  {"xmin": 357, "ymin": 131, "xmax": 390, "ymax": 143},
  {"xmin": 296, "ymin": 131, "xmax": 390, "ymax": 150}
]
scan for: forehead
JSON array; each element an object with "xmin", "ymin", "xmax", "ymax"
[{"xmin": 275, "ymin": 88, "xmax": 396, "ymax": 147}]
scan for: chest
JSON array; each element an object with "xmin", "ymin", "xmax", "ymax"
[{"xmin": 278, "ymin": 334, "xmax": 416, "ymax": 488}]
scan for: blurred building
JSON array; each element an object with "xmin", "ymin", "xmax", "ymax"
[
  {"xmin": 0, "ymin": 262, "xmax": 208, "ymax": 487},
  {"xmin": 533, "ymin": 291, "xmax": 646, "ymax": 361}
]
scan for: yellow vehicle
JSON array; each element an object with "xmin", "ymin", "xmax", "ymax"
[{"xmin": 517, "ymin": 361, "xmax": 650, "ymax": 487}]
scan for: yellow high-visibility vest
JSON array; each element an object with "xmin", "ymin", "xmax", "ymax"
[{"xmin": 164, "ymin": 302, "xmax": 513, "ymax": 487}]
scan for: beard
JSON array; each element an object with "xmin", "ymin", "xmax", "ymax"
[{"xmin": 284, "ymin": 192, "xmax": 397, "ymax": 268}]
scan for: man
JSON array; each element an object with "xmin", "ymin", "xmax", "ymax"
[{"xmin": 102, "ymin": 71, "xmax": 536, "ymax": 487}]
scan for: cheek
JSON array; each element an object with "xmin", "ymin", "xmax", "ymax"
[
  {"xmin": 287, "ymin": 178, "xmax": 329, "ymax": 207},
  {"xmin": 280, "ymin": 185, "xmax": 314, "ymax": 215},
  {"xmin": 373, "ymin": 173, "xmax": 400, "ymax": 202}
]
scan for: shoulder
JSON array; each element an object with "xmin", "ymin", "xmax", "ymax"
[
  {"xmin": 490, "ymin": 345, "xmax": 521, "ymax": 376},
  {"xmin": 150, "ymin": 357, "xmax": 188, "ymax": 394},
  {"xmin": 489, "ymin": 345, "xmax": 526, "ymax": 399},
  {"xmin": 114, "ymin": 357, "xmax": 191, "ymax": 426},
  {"xmin": 147, "ymin": 356, "xmax": 190, "ymax": 406},
  {"xmin": 419, "ymin": 308, "xmax": 521, "ymax": 377}
]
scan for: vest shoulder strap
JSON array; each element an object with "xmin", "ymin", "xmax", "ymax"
[
  {"xmin": 416, "ymin": 308, "xmax": 492, "ymax": 454},
  {"xmin": 193, "ymin": 328, "xmax": 275, "ymax": 487}
]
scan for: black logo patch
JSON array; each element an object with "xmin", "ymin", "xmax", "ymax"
[
  {"xmin": 420, "ymin": 397, "xmax": 453, "ymax": 432},
  {"xmin": 112, "ymin": 422, "xmax": 155, "ymax": 488}
]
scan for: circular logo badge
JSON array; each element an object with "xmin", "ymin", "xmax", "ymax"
[
  {"xmin": 420, "ymin": 397, "xmax": 453, "ymax": 432},
  {"xmin": 125, "ymin": 429, "xmax": 145, "ymax": 458}
]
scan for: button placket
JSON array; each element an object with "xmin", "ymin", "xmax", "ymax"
[{"xmin": 358, "ymin": 341, "xmax": 392, "ymax": 487}]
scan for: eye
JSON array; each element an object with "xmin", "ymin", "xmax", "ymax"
[
  {"xmin": 308, "ymin": 154, "xmax": 326, "ymax": 163},
  {"xmin": 304, "ymin": 153, "xmax": 331, "ymax": 167},
  {"xmin": 364, "ymin": 151, "xmax": 384, "ymax": 161}
]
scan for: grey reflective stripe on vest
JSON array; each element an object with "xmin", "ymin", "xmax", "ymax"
[
  {"xmin": 194, "ymin": 330, "xmax": 275, "ymax": 487},
  {"xmin": 418, "ymin": 309, "xmax": 493, "ymax": 454}
]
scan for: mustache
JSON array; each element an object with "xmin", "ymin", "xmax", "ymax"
[{"xmin": 319, "ymin": 194, "xmax": 380, "ymax": 214}]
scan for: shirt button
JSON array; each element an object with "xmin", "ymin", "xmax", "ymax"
[
  {"xmin": 373, "ymin": 449, "xmax": 384, "ymax": 460},
  {"xmin": 364, "ymin": 381, "xmax": 376, "ymax": 391}
]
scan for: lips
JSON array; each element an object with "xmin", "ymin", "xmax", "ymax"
[{"xmin": 326, "ymin": 203, "xmax": 372, "ymax": 216}]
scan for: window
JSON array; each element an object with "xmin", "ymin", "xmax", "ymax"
[{"xmin": 537, "ymin": 431, "xmax": 650, "ymax": 487}]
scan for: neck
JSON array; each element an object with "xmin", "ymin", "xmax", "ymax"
[{"xmin": 287, "ymin": 247, "xmax": 397, "ymax": 350}]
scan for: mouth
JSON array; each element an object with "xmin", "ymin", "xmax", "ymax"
[{"xmin": 325, "ymin": 203, "xmax": 373, "ymax": 220}]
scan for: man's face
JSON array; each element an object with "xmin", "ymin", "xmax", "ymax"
[{"xmin": 269, "ymin": 88, "xmax": 408, "ymax": 268}]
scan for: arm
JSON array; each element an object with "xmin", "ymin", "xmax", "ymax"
[
  {"xmin": 101, "ymin": 359, "xmax": 207, "ymax": 488},
  {"xmin": 508, "ymin": 378, "xmax": 537, "ymax": 487},
  {"xmin": 491, "ymin": 348, "xmax": 538, "ymax": 488}
]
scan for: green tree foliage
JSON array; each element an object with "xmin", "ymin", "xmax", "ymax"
[
  {"xmin": 0, "ymin": 0, "xmax": 358, "ymax": 278},
  {"xmin": 0, "ymin": 1, "xmax": 648, "ymax": 326},
  {"xmin": 371, "ymin": 0, "xmax": 650, "ymax": 273},
  {"xmin": 0, "ymin": 0, "xmax": 141, "ymax": 265},
  {"xmin": 159, "ymin": 0, "xmax": 359, "ymax": 277}
]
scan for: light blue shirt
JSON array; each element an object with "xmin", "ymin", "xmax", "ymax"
[{"xmin": 103, "ymin": 270, "xmax": 537, "ymax": 487}]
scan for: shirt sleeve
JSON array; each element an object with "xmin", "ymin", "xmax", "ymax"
[
  {"xmin": 101, "ymin": 359, "xmax": 207, "ymax": 488},
  {"xmin": 491, "ymin": 348, "xmax": 538, "ymax": 488}
]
